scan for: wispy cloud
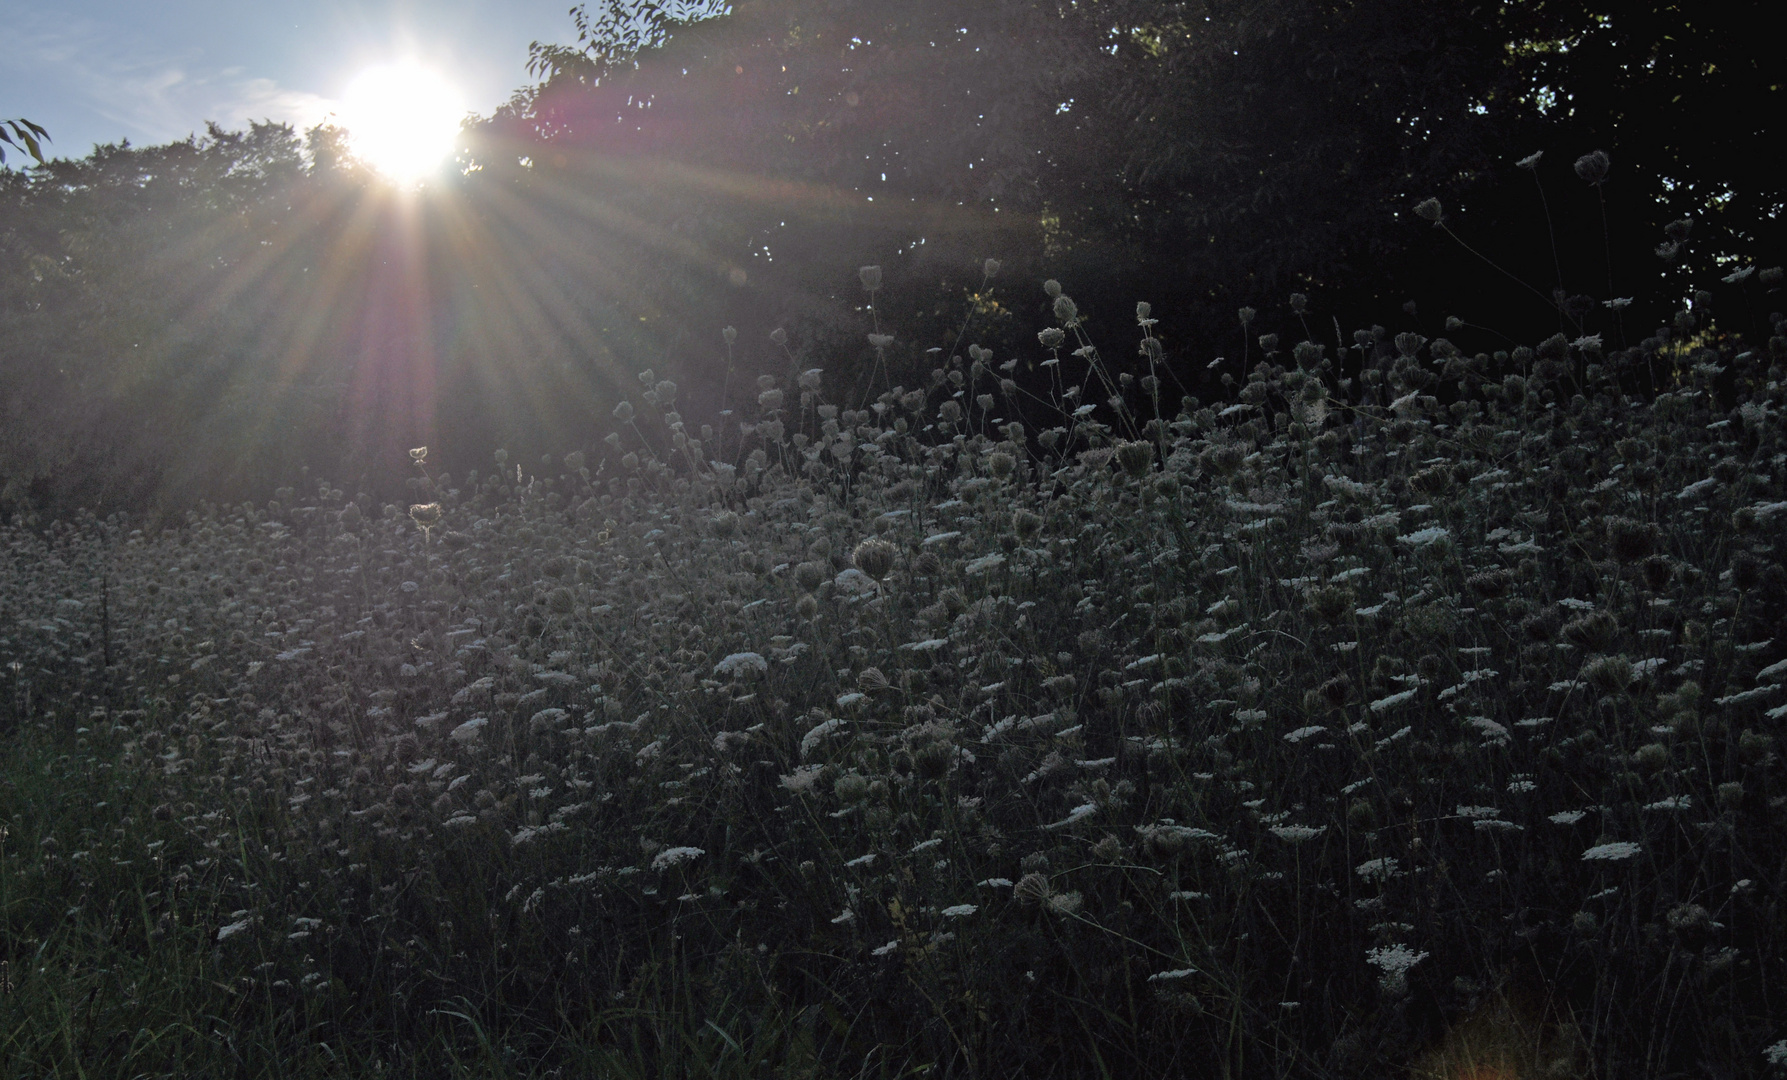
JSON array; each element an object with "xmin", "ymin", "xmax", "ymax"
[
  {"xmin": 77, "ymin": 60, "xmax": 338, "ymax": 146},
  {"xmin": 13, "ymin": 10, "xmax": 337, "ymax": 151}
]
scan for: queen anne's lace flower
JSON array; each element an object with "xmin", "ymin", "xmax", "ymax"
[
  {"xmin": 650, "ymin": 846, "xmax": 705, "ymax": 870},
  {"xmin": 713, "ymin": 652, "xmax": 768, "ymax": 677}
]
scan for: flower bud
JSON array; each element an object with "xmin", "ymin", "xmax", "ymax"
[
  {"xmin": 859, "ymin": 265, "xmax": 882, "ymax": 291},
  {"xmin": 722, "ymin": 326, "xmax": 738, "ymax": 345}
]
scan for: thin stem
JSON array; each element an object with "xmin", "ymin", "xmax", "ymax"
[
  {"xmin": 717, "ymin": 341, "xmax": 734, "ymax": 462},
  {"xmin": 1596, "ymin": 188, "xmax": 1626, "ymax": 346},
  {"xmin": 944, "ymin": 269, "xmax": 993, "ymax": 371},
  {"xmin": 1437, "ymin": 222, "xmax": 1574, "ymax": 329},
  {"xmin": 1529, "ymin": 168, "xmax": 1567, "ymax": 319}
]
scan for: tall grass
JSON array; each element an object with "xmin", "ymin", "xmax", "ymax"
[{"xmin": 2, "ymin": 258, "xmax": 1785, "ymax": 1079}]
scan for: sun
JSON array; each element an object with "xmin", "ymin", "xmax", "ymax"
[{"xmin": 339, "ymin": 61, "xmax": 465, "ymax": 183}]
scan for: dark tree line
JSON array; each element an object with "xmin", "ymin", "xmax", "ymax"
[
  {"xmin": 492, "ymin": 0, "xmax": 1779, "ymax": 352},
  {"xmin": 0, "ymin": 0, "xmax": 1778, "ymax": 522}
]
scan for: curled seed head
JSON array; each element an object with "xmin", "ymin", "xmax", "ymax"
[
  {"xmin": 1574, "ymin": 149, "xmax": 1610, "ymax": 186},
  {"xmin": 852, "ymin": 538, "xmax": 896, "ymax": 581}
]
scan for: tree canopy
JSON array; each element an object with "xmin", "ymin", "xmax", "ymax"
[
  {"xmin": 492, "ymin": 0, "xmax": 1780, "ymax": 351},
  {"xmin": 0, "ymin": 1, "xmax": 1778, "ymax": 522}
]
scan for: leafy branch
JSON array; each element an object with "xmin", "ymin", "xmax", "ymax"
[{"xmin": 1, "ymin": 118, "xmax": 50, "ymax": 166}]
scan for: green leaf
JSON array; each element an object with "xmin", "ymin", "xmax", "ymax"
[{"xmin": 1, "ymin": 119, "xmax": 51, "ymax": 165}]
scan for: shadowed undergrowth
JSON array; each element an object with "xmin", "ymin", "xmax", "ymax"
[{"xmin": 2, "ymin": 269, "xmax": 1786, "ymax": 1079}]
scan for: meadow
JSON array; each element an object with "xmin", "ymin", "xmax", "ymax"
[{"xmin": 1, "ymin": 271, "xmax": 1785, "ymax": 1079}]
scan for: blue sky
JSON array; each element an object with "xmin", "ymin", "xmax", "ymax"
[{"xmin": 5, "ymin": 0, "xmax": 582, "ymax": 161}]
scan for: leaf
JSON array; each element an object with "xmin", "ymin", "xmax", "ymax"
[{"xmin": 1, "ymin": 119, "xmax": 50, "ymax": 165}]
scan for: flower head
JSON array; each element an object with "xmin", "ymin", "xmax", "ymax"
[
  {"xmin": 408, "ymin": 502, "xmax": 442, "ymax": 529},
  {"xmin": 1574, "ymin": 149, "xmax": 1610, "ymax": 185},
  {"xmin": 651, "ymin": 846, "xmax": 705, "ymax": 870},
  {"xmin": 852, "ymin": 538, "xmax": 897, "ymax": 580},
  {"xmin": 1269, "ymin": 824, "xmax": 1326, "ymax": 843},
  {"xmin": 1366, "ymin": 944, "xmax": 1428, "ymax": 974},
  {"xmin": 714, "ymin": 652, "xmax": 769, "ymax": 677}
]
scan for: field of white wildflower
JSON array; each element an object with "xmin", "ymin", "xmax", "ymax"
[{"xmin": 2, "ymin": 273, "xmax": 1785, "ymax": 1079}]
